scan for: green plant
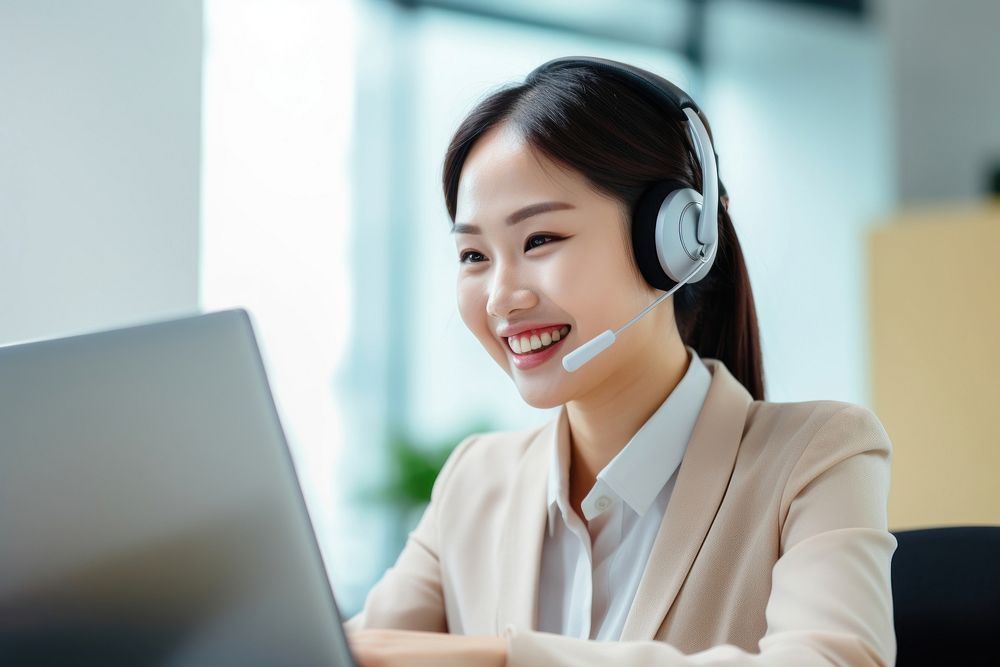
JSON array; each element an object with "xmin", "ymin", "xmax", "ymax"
[{"xmin": 363, "ymin": 420, "xmax": 495, "ymax": 509}]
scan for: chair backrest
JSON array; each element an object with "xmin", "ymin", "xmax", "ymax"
[{"xmin": 891, "ymin": 525, "xmax": 1000, "ymax": 666}]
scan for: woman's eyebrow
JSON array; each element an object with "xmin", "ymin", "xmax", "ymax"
[{"xmin": 451, "ymin": 201, "xmax": 575, "ymax": 235}]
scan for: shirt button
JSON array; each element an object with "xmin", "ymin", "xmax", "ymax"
[{"xmin": 596, "ymin": 495, "xmax": 611, "ymax": 510}]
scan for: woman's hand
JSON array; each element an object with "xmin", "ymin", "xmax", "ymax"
[{"xmin": 347, "ymin": 628, "xmax": 507, "ymax": 667}]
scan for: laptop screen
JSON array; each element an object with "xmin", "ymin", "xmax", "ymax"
[{"xmin": 0, "ymin": 309, "xmax": 356, "ymax": 666}]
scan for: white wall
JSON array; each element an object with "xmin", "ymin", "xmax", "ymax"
[{"xmin": 0, "ymin": 0, "xmax": 202, "ymax": 345}]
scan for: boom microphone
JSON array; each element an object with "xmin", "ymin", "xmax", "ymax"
[{"xmin": 561, "ymin": 242, "xmax": 716, "ymax": 373}]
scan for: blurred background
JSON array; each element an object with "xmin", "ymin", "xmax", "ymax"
[{"xmin": 1, "ymin": 0, "xmax": 997, "ymax": 617}]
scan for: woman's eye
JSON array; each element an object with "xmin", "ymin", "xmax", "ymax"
[
  {"xmin": 459, "ymin": 250, "xmax": 485, "ymax": 264},
  {"xmin": 459, "ymin": 235, "xmax": 561, "ymax": 264},
  {"xmin": 525, "ymin": 234, "xmax": 559, "ymax": 251}
]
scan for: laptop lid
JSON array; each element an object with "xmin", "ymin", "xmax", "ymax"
[{"xmin": 0, "ymin": 308, "xmax": 357, "ymax": 666}]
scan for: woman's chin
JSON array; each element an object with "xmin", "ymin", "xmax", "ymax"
[
  {"xmin": 512, "ymin": 380, "xmax": 567, "ymax": 410},
  {"xmin": 522, "ymin": 396, "xmax": 563, "ymax": 410}
]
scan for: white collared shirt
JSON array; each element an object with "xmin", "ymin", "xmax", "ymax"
[{"xmin": 537, "ymin": 345, "xmax": 712, "ymax": 641}]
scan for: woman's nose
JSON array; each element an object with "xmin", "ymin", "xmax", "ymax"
[{"xmin": 486, "ymin": 264, "xmax": 537, "ymax": 319}]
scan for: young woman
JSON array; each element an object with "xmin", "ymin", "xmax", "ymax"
[{"xmin": 345, "ymin": 57, "xmax": 896, "ymax": 667}]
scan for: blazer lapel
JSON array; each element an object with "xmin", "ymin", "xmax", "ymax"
[
  {"xmin": 619, "ymin": 358, "xmax": 753, "ymax": 641},
  {"xmin": 495, "ymin": 419, "xmax": 552, "ymax": 635}
]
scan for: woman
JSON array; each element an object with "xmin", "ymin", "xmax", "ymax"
[{"xmin": 345, "ymin": 57, "xmax": 896, "ymax": 667}]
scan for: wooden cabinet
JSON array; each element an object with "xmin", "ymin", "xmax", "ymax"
[{"xmin": 869, "ymin": 201, "xmax": 1000, "ymax": 530}]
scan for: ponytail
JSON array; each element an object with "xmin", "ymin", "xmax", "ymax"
[{"xmin": 673, "ymin": 202, "xmax": 765, "ymax": 400}]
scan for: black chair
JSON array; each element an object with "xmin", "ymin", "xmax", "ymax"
[{"xmin": 891, "ymin": 525, "xmax": 1000, "ymax": 666}]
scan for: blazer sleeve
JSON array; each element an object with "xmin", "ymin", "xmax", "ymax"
[
  {"xmin": 342, "ymin": 433, "xmax": 479, "ymax": 634},
  {"xmin": 503, "ymin": 405, "xmax": 898, "ymax": 667}
]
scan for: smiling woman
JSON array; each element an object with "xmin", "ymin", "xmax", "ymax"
[{"xmin": 344, "ymin": 57, "xmax": 897, "ymax": 667}]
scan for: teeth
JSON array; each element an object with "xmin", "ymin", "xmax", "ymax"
[{"xmin": 508, "ymin": 326, "xmax": 570, "ymax": 355}]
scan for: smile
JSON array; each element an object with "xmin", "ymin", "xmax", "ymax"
[
  {"xmin": 506, "ymin": 325, "xmax": 571, "ymax": 371},
  {"xmin": 506, "ymin": 325, "xmax": 570, "ymax": 354}
]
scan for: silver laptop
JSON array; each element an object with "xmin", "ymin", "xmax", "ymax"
[{"xmin": 0, "ymin": 309, "xmax": 358, "ymax": 666}]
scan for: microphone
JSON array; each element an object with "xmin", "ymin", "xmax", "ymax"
[{"xmin": 562, "ymin": 242, "xmax": 716, "ymax": 373}]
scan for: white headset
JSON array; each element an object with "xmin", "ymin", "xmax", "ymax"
[{"xmin": 524, "ymin": 56, "xmax": 721, "ymax": 372}]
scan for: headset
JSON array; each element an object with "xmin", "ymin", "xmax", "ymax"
[{"xmin": 523, "ymin": 56, "xmax": 722, "ymax": 373}]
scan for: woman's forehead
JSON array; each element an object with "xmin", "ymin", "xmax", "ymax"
[{"xmin": 455, "ymin": 127, "xmax": 588, "ymax": 225}]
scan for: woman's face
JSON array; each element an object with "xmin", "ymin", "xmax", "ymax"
[{"xmin": 453, "ymin": 122, "xmax": 673, "ymax": 409}]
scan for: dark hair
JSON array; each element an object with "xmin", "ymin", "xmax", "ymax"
[{"xmin": 442, "ymin": 63, "xmax": 765, "ymax": 401}]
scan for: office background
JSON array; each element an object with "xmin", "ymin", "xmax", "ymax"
[{"xmin": 1, "ymin": 0, "xmax": 997, "ymax": 617}]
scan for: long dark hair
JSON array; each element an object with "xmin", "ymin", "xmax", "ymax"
[{"xmin": 441, "ymin": 62, "xmax": 765, "ymax": 401}]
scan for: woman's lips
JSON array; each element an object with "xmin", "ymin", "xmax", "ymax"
[{"xmin": 508, "ymin": 331, "xmax": 570, "ymax": 371}]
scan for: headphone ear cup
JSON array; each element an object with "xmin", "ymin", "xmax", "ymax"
[
  {"xmin": 631, "ymin": 179, "xmax": 688, "ymax": 290},
  {"xmin": 632, "ymin": 179, "xmax": 717, "ymax": 289}
]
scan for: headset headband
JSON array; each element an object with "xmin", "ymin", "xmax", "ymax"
[{"xmin": 528, "ymin": 56, "xmax": 700, "ymax": 120}]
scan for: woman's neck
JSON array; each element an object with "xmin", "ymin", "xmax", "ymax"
[{"xmin": 564, "ymin": 336, "xmax": 691, "ymax": 511}]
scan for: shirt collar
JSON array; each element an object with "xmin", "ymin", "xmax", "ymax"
[{"xmin": 546, "ymin": 345, "xmax": 713, "ymax": 535}]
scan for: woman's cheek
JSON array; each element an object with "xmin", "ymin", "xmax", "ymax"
[
  {"xmin": 456, "ymin": 279, "xmax": 491, "ymax": 344},
  {"xmin": 456, "ymin": 279, "xmax": 475, "ymax": 324},
  {"xmin": 542, "ymin": 251, "xmax": 592, "ymax": 314}
]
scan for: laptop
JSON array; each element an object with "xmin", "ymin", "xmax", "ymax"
[{"xmin": 0, "ymin": 309, "xmax": 358, "ymax": 666}]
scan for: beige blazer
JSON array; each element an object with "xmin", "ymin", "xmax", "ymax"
[{"xmin": 345, "ymin": 358, "xmax": 897, "ymax": 666}]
